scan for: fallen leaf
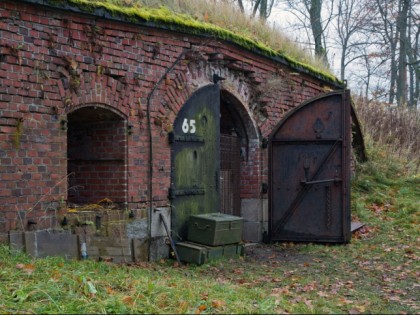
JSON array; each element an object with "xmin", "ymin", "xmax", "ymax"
[
  {"xmin": 317, "ymin": 291, "xmax": 329, "ymax": 297},
  {"xmin": 122, "ymin": 296, "xmax": 134, "ymax": 305},
  {"xmin": 233, "ymin": 268, "xmax": 244, "ymax": 275},
  {"xmin": 303, "ymin": 299, "xmax": 313, "ymax": 308},
  {"xmin": 198, "ymin": 304, "xmax": 207, "ymax": 311},
  {"xmin": 178, "ymin": 301, "xmax": 189, "ymax": 312},
  {"xmin": 16, "ymin": 263, "xmax": 36, "ymax": 275},
  {"xmin": 211, "ymin": 299, "xmax": 226, "ymax": 308},
  {"xmin": 339, "ymin": 297, "xmax": 353, "ymax": 305},
  {"xmin": 348, "ymin": 308, "xmax": 360, "ymax": 314},
  {"xmin": 106, "ymin": 287, "xmax": 115, "ymax": 295}
]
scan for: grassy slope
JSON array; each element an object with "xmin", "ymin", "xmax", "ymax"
[{"xmin": 0, "ymin": 145, "xmax": 418, "ymax": 313}]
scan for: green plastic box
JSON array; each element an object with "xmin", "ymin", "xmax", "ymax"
[
  {"xmin": 175, "ymin": 241, "xmax": 244, "ymax": 265},
  {"xmin": 187, "ymin": 213, "xmax": 243, "ymax": 246}
]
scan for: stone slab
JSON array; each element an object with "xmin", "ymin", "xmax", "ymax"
[
  {"xmin": 132, "ymin": 238, "xmax": 149, "ymax": 262},
  {"xmin": 25, "ymin": 230, "xmax": 78, "ymax": 259},
  {"xmin": 9, "ymin": 231, "xmax": 25, "ymax": 252},
  {"xmin": 242, "ymin": 221, "xmax": 262, "ymax": 242},
  {"xmin": 126, "ymin": 218, "xmax": 148, "ymax": 239},
  {"xmin": 241, "ymin": 199, "xmax": 262, "ymax": 222},
  {"xmin": 149, "ymin": 236, "xmax": 169, "ymax": 261},
  {"xmin": 85, "ymin": 236, "xmax": 133, "ymax": 263},
  {"xmin": 151, "ymin": 207, "xmax": 170, "ymax": 238}
]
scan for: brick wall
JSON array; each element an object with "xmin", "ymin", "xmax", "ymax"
[{"xmin": 0, "ymin": 0, "xmax": 338, "ymax": 240}]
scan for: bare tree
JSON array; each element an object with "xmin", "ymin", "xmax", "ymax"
[
  {"xmin": 280, "ymin": 0, "xmax": 334, "ymax": 66},
  {"xmin": 236, "ymin": 0, "xmax": 419, "ymax": 105},
  {"xmin": 334, "ymin": 0, "xmax": 372, "ymax": 80},
  {"xmin": 397, "ymin": 0, "xmax": 410, "ymax": 106},
  {"xmin": 258, "ymin": 0, "xmax": 278, "ymax": 20},
  {"xmin": 407, "ymin": 0, "xmax": 420, "ymax": 107},
  {"xmin": 237, "ymin": 0, "xmax": 245, "ymax": 12},
  {"xmin": 371, "ymin": 0, "xmax": 418, "ymax": 106}
]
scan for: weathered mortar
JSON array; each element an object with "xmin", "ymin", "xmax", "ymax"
[{"xmin": 0, "ymin": 0, "xmax": 344, "ymax": 251}]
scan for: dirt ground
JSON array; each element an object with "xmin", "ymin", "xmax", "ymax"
[{"xmin": 243, "ymin": 243, "xmax": 314, "ymax": 265}]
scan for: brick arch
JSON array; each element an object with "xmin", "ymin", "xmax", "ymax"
[
  {"xmin": 66, "ymin": 104, "xmax": 128, "ymax": 206},
  {"xmin": 58, "ymin": 73, "xmax": 132, "ymax": 118},
  {"xmin": 66, "ymin": 103, "xmax": 128, "ymax": 120},
  {"xmin": 220, "ymin": 88, "xmax": 259, "ymax": 142}
]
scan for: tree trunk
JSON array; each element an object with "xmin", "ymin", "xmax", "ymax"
[
  {"xmin": 396, "ymin": 0, "xmax": 409, "ymax": 106},
  {"xmin": 260, "ymin": 0, "xmax": 268, "ymax": 20},
  {"xmin": 406, "ymin": 1, "xmax": 419, "ymax": 107},
  {"xmin": 237, "ymin": 0, "xmax": 245, "ymax": 13},
  {"xmin": 309, "ymin": 0, "xmax": 328, "ymax": 65}
]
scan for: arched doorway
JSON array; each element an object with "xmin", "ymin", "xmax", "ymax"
[
  {"xmin": 67, "ymin": 106, "xmax": 128, "ymax": 207},
  {"xmin": 220, "ymin": 93, "xmax": 249, "ymax": 216},
  {"xmin": 170, "ymin": 84, "xmax": 220, "ymax": 241},
  {"xmin": 170, "ymin": 85, "xmax": 259, "ymax": 241}
]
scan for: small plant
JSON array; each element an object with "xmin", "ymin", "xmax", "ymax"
[
  {"xmin": 13, "ymin": 117, "xmax": 24, "ymax": 149},
  {"xmin": 6, "ymin": 43, "xmax": 23, "ymax": 65}
]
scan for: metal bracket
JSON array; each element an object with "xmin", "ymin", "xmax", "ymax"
[{"xmin": 301, "ymin": 178, "xmax": 342, "ymax": 185}]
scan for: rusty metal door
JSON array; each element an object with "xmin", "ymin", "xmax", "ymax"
[
  {"xmin": 170, "ymin": 84, "xmax": 220, "ymax": 241},
  {"xmin": 269, "ymin": 90, "xmax": 351, "ymax": 243}
]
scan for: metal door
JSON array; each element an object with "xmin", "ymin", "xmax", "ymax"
[
  {"xmin": 269, "ymin": 90, "xmax": 351, "ymax": 243},
  {"xmin": 170, "ymin": 84, "xmax": 220, "ymax": 241}
]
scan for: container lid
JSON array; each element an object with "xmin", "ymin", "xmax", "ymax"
[{"xmin": 189, "ymin": 212, "xmax": 243, "ymax": 222}]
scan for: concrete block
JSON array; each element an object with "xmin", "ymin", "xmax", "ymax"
[
  {"xmin": 132, "ymin": 238, "xmax": 149, "ymax": 262},
  {"xmin": 9, "ymin": 231, "xmax": 25, "ymax": 252},
  {"xmin": 262, "ymin": 199, "xmax": 269, "ymax": 233},
  {"xmin": 106, "ymin": 221, "xmax": 127, "ymax": 239},
  {"xmin": 149, "ymin": 236, "xmax": 169, "ymax": 261},
  {"xmin": 85, "ymin": 236, "xmax": 133, "ymax": 263},
  {"xmin": 242, "ymin": 221, "xmax": 262, "ymax": 242},
  {"xmin": 241, "ymin": 199, "xmax": 262, "ymax": 222},
  {"xmin": 25, "ymin": 229, "xmax": 78, "ymax": 259},
  {"xmin": 151, "ymin": 207, "xmax": 170, "ymax": 238},
  {"xmin": 126, "ymin": 218, "xmax": 148, "ymax": 239}
]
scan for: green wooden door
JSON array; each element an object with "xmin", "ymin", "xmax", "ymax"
[{"xmin": 170, "ymin": 84, "xmax": 221, "ymax": 241}]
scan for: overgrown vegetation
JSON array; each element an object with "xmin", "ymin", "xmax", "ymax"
[
  {"xmin": 0, "ymin": 100, "xmax": 418, "ymax": 313},
  {"xmin": 46, "ymin": 0, "xmax": 337, "ymax": 83},
  {"xmin": 353, "ymin": 97, "xmax": 420, "ymax": 174}
]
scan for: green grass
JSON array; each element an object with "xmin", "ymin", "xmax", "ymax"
[
  {"xmin": 1, "ymin": 108, "xmax": 419, "ymax": 313},
  {"xmin": 1, "ymin": 148, "xmax": 418, "ymax": 314}
]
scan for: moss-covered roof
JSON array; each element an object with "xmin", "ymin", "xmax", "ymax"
[{"xmin": 21, "ymin": 0, "xmax": 343, "ymax": 86}]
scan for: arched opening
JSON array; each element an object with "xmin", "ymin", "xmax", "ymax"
[
  {"xmin": 220, "ymin": 90, "xmax": 258, "ymax": 217},
  {"xmin": 67, "ymin": 106, "xmax": 127, "ymax": 207}
]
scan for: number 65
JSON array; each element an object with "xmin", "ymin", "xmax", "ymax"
[{"xmin": 182, "ymin": 118, "xmax": 196, "ymax": 134}]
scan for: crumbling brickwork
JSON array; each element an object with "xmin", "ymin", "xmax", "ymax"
[{"xmin": 0, "ymin": 0, "xmax": 340, "ymax": 242}]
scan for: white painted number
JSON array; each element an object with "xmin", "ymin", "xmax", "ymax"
[
  {"xmin": 189, "ymin": 120, "xmax": 196, "ymax": 133},
  {"xmin": 182, "ymin": 118, "xmax": 196, "ymax": 134}
]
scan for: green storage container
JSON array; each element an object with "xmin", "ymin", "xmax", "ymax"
[
  {"xmin": 175, "ymin": 241, "xmax": 244, "ymax": 265},
  {"xmin": 187, "ymin": 213, "xmax": 243, "ymax": 246},
  {"xmin": 175, "ymin": 242, "xmax": 208, "ymax": 265}
]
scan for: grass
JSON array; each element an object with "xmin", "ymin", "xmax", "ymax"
[
  {"xmin": 0, "ymin": 146, "xmax": 418, "ymax": 313},
  {"xmin": 0, "ymin": 102, "xmax": 418, "ymax": 313}
]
